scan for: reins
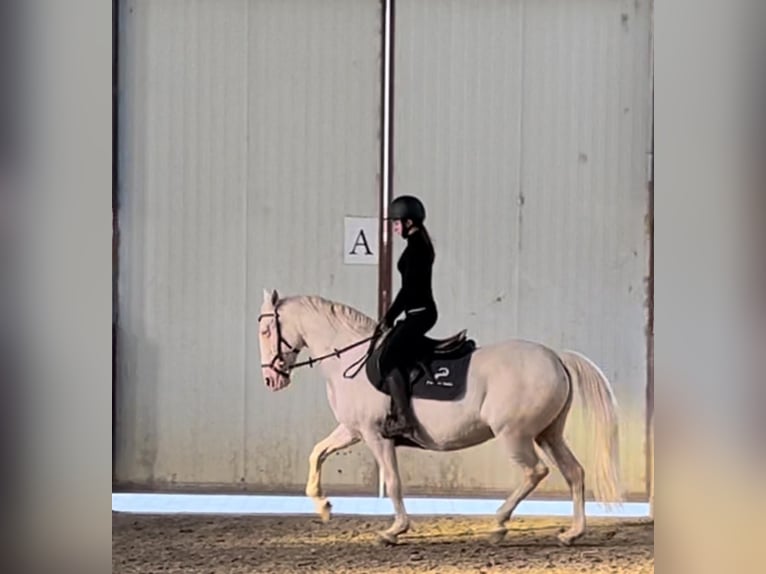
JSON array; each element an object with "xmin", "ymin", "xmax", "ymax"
[
  {"xmin": 341, "ymin": 330, "xmax": 383, "ymax": 379},
  {"xmin": 294, "ymin": 334, "xmax": 376, "ymax": 370},
  {"xmin": 258, "ymin": 306, "xmax": 385, "ymax": 379}
]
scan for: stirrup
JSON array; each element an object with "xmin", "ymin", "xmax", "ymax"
[{"xmin": 381, "ymin": 414, "xmax": 414, "ymax": 438}]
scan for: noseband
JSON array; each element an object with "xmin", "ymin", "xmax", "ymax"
[
  {"xmin": 258, "ymin": 306, "xmax": 384, "ymax": 379},
  {"xmin": 257, "ymin": 307, "xmax": 301, "ymax": 378}
]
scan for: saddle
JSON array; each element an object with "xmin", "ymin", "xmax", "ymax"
[
  {"xmin": 366, "ymin": 328, "xmax": 478, "ymax": 402},
  {"xmin": 423, "ymin": 330, "xmax": 470, "ymax": 354}
]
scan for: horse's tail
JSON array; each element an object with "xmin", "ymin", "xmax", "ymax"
[{"xmin": 559, "ymin": 349, "xmax": 624, "ymax": 505}]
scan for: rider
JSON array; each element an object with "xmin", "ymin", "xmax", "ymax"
[{"xmin": 379, "ymin": 195, "xmax": 438, "ymax": 438}]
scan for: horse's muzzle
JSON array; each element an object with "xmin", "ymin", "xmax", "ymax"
[{"xmin": 264, "ymin": 369, "xmax": 290, "ymax": 391}]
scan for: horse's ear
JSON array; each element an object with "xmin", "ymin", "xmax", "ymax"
[{"xmin": 263, "ymin": 288, "xmax": 279, "ymax": 306}]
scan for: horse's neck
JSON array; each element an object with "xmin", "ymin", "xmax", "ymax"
[{"xmin": 297, "ymin": 304, "xmax": 372, "ymax": 380}]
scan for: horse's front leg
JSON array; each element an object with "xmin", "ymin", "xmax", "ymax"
[
  {"xmin": 362, "ymin": 430, "xmax": 409, "ymax": 544},
  {"xmin": 305, "ymin": 424, "xmax": 360, "ymax": 521}
]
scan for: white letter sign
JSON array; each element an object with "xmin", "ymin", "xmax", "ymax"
[{"xmin": 344, "ymin": 217, "xmax": 378, "ymax": 265}]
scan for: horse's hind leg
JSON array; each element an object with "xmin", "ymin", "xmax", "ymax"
[
  {"xmin": 490, "ymin": 431, "xmax": 549, "ymax": 543},
  {"xmin": 537, "ymin": 428, "xmax": 586, "ymax": 545}
]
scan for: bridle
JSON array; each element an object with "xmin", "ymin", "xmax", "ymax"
[
  {"xmin": 258, "ymin": 305, "xmax": 384, "ymax": 380},
  {"xmin": 257, "ymin": 306, "xmax": 301, "ymax": 378}
]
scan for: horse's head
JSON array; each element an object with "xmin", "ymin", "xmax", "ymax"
[{"xmin": 258, "ymin": 288, "xmax": 305, "ymax": 391}]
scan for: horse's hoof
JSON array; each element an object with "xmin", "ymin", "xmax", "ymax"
[
  {"xmin": 313, "ymin": 499, "xmax": 332, "ymax": 522},
  {"xmin": 488, "ymin": 527, "xmax": 508, "ymax": 545},
  {"xmin": 378, "ymin": 531, "xmax": 399, "ymax": 546},
  {"xmin": 557, "ymin": 531, "xmax": 581, "ymax": 546},
  {"xmin": 319, "ymin": 500, "xmax": 332, "ymax": 523}
]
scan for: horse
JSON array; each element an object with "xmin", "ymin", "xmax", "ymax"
[{"xmin": 257, "ymin": 289, "xmax": 623, "ymax": 545}]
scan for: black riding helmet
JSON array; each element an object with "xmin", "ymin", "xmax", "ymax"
[{"xmin": 388, "ymin": 195, "xmax": 426, "ymax": 222}]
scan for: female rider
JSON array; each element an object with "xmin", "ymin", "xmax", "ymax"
[{"xmin": 379, "ymin": 195, "xmax": 438, "ymax": 438}]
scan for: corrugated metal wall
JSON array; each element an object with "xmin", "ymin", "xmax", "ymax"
[
  {"xmin": 116, "ymin": 0, "xmax": 651, "ymax": 499},
  {"xmin": 115, "ymin": 0, "xmax": 383, "ymax": 492},
  {"xmin": 393, "ymin": 0, "xmax": 652, "ymax": 498}
]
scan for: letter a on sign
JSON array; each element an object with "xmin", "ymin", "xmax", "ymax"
[
  {"xmin": 344, "ymin": 217, "xmax": 378, "ymax": 265},
  {"xmin": 350, "ymin": 229, "xmax": 372, "ymax": 255}
]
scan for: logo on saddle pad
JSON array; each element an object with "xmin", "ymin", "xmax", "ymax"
[
  {"xmin": 427, "ymin": 367, "xmax": 453, "ymax": 387},
  {"xmin": 366, "ymin": 330, "xmax": 477, "ymax": 402}
]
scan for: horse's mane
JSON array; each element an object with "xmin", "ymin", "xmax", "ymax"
[{"xmin": 283, "ymin": 295, "xmax": 376, "ymax": 336}]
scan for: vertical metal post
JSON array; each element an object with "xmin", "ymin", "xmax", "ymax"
[
  {"xmin": 377, "ymin": 0, "xmax": 395, "ymax": 499},
  {"xmin": 646, "ymin": 6, "xmax": 654, "ymax": 516},
  {"xmin": 377, "ymin": 0, "xmax": 394, "ymax": 323},
  {"xmin": 646, "ymin": 131, "xmax": 654, "ymax": 516},
  {"xmin": 112, "ymin": 0, "xmax": 120, "ymax": 480}
]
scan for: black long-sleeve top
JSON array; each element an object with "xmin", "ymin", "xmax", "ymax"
[{"xmin": 384, "ymin": 228, "xmax": 436, "ymax": 326}]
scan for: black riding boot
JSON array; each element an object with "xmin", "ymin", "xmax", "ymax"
[{"xmin": 381, "ymin": 369, "xmax": 416, "ymax": 438}]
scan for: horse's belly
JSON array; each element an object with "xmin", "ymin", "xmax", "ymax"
[
  {"xmin": 432, "ymin": 426, "xmax": 495, "ymax": 451},
  {"xmin": 414, "ymin": 410, "xmax": 494, "ymax": 451}
]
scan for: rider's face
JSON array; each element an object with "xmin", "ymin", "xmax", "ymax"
[{"xmin": 393, "ymin": 219, "xmax": 413, "ymax": 237}]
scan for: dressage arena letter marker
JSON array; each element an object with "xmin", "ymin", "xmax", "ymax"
[
  {"xmin": 351, "ymin": 230, "xmax": 372, "ymax": 255},
  {"xmin": 344, "ymin": 217, "xmax": 379, "ymax": 265}
]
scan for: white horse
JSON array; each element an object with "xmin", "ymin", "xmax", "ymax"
[{"xmin": 257, "ymin": 289, "xmax": 623, "ymax": 545}]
